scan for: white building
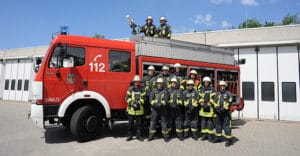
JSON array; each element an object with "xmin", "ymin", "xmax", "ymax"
[{"xmin": 1, "ymin": 24, "xmax": 300, "ymax": 121}]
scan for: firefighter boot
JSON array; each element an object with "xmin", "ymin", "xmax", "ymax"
[
  {"xmin": 225, "ymin": 138, "xmax": 233, "ymax": 147},
  {"xmin": 208, "ymin": 134, "xmax": 214, "ymax": 143},
  {"xmin": 148, "ymin": 134, "xmax": 154, "ymax": 141},
  {"xmin": 177, "ymin": 132, "xmax": 184, "ymax": 141},
  {"xmin": 184, "ymin": 131, "xmax": 189, "ymax": 139},
  {"xmin": 163, "ymin": 134, "xmax": 169, "ymax": 142},
  {"xmin": 212, "ymin": 136, "xmax": 221, "ymax": 143},
  {"xmin": 126, "ymin": 136, "xmax": 133, "ymax": 141},
  {"xmin": 137, "ymin": 136, "xmax": 144, "ymax": 142},
  {"xmin": 192, "ymin": 131, "xmax": 198, "ymax": 140},
  {"xmin": 201, "ymin": 134, "xmax": 207, "ymax": 141}
]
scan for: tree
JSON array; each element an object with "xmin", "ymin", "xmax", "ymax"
[
  {"xmin": 239, "ymin": 18, "xmax": 262, "ymax": 28},
  {"xmin": 281, "ymin": 14, "xmax": 296, "ymax": 25},
  {"xmin": 264, "ymin": 21, "xmax": 276, "ymax": 27},
  {"xmin": 93, "ymin": 33, "xmax": 105, "ymax": 39}
]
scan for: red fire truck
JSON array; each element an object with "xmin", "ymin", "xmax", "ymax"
[{"xmin": 30, "ymin": 34, "xmax": 244, "ymax": 142}]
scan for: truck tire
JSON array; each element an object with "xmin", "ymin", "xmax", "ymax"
[{"xmin": 70, "ymin": 106, "xmax": 100, "ymax": 142}]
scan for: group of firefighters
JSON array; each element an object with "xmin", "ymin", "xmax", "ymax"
[
  {"xmin": 125, "ymin": 63, "xmax": 234, "ymax": 147},
  {"xmin": 135, "ymin": 16, "xmax": 171, "ymax": 39}
]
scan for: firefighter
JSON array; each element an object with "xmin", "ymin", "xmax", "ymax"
[
  {"xmin": 139, "ymin": 16, "xmax": 157, "ymax": 37},
  {"xmin": 151, "ymin": 65, "xmax": 171, "ymax": 89},
  {"xmin": 183, "ymin": 80, "xmax": 199, "ymax": 140},
  {"xmin": 213, "ymin": 80, "xmax": 234, "ymax": 147},
  {"xmin": 142, "ymin": 65, "xmax": 156, "ymax": 122},
  {"xmin": 125, "ymin": 75, "xmax": 146, "ymax": 141},
  {"xmin": 199, "ymin": 76, "xmax": 216, "ymax": 142},
  {"xmin": 148, "ymin": 78, "xmax": 169, "ymax": 142},
  {"xmin": 167, "ymin": 77, "xmax": 184, "ymax": 140},
  {"xmin": 157, "ymin": 16, "xmax": 171, "ymax": 39},
  {"xmin": 170, "ymin": 63, "xmax": 185, "ymax": 90},
  {"xmin": 185, "ymin": 70, "xmax": 201, "ymax": 91}
]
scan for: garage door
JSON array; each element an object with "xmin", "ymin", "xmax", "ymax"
[
  {"xmin": 22, "ymin": 60, "xmax": 32, "ymax": 101},
  {"xmin": 0, "ymin": 61, "xmax": 3, "ymax": 99},
  {"xmin": 8, "ymin": 60, "xmax": 18, "ymax": 100},
  {"xmin": 239, "ymin": 48, "xmax": 258, "ymax": 119},
  {"xmin": 278, "ymin": 46, "xmax": 300, "ymax": 121},
  {"xmin": 15, "ymin": 60, "xmax": 25, "ymax": 101},
  {"xmin": 3, "ymin": 60, "xmax": 12, "ymax": 100},
  {"xmin": 258, "ymin": 47, "xmax": 278, "ymax": 120}
]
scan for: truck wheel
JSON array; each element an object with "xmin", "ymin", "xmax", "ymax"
[{"xmin": 70, "ymin": 106, "xmax": 100, "ymax": 142}]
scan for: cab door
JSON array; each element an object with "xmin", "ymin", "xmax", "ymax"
[
  {"xmin": 105, "ymin": 50, "xmax": 135, "ymax": 109},
  {"xmin": 43, "ymin": 45, "xmax": 87, "ymax": 104}
]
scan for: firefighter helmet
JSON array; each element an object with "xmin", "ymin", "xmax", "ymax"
[
  {"xmin": 133, "ymin": 75, "xmax": 141, "ymax": 82},
  {"xmin": 171, "ymin": 77, "xmax": 178, "ymax": 83},
  {"xmin": 162, "ymin": 65, "xmax": 169, "ymax": 71},
  {"xmin": 203, "ymin": 76, "xmax": 211, "ymax": 82},
  {"xmin": 160, "ymin": 16, "xmax": 167, "ymax": 21},
  {"xmin": 174, "ymin": 63, "xmax": 181, "ymax": 68},
  {"xmin": 156, "ymin": 78, "xmax": 164, "ymax": 83},
  {"xmin": 148, "ymin": 65, "xmax": 155, "ymax": 71},
  {"xmin": 187, "ymin": 80, "xmax": 194, "ymax": 85},
  {"xmin": 190, "ymin": 70, "xmax": 198, "ymax": 75},
  {"xmin": 219, "ymin": 80, "xmax": 227, "ymax": 86},
  {"xmin": 146, "ymin": 16, "xmax": 153, "ymax": 21}
]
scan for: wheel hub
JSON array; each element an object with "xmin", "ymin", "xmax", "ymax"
[{"xmin": 85, "ymin": 116, "xmax": 97, "ymax": 132}]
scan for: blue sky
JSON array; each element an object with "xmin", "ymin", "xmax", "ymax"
[{"xmin": 0, "ymin": 0, "xmax": 299, "ymax": 49}]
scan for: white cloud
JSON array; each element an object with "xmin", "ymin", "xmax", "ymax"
[
  {"xmin": 210, "ymin": 0, "xmax": 232, "ymax": 5},
  {"xmin": 194, "ymin": 14, "xmax": 215, "ymax": 26},
  {"xmin": 222, "ymin": 20, "xmax": 232, "ymax": 28},
  {"xmin": 241, "ymin": 0, "xmax": 259, "ymax": 6}
]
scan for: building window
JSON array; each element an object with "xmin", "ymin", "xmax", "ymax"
[
  {"xmin": 11, "ymin": 79, "xmax": 16, "ymax": 91},
  {"xmin": 261, "ymin": 82, "xmax": 275, "ymax": 101},
  {"xmin": 49, "ymin": 46, "xmax": 85, "ymax": 68},
  {"xmin": 17, "ymin": 80, "xmax": 22, "ymax": 91},
  {"xmin": 109, "ymin": 51, "xmax": 131, "ymax": 72},
  {"xmin": 4, "ymin": 79, "xmax": 9, "ymax": 90},
  {"xmin": 24, "ymin": 80, "xmax": 29, "ymax": 91},
  {"xmin": 242, "ymin": 82, "xmax": 255, "ymax": 100},
  {"xmin": 282, "ymin": 82, "xmax": 297, "ymax": 102}
]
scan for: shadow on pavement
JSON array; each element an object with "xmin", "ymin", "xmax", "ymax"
[{"xmin": 231, "ymin": 119, "xmax": 247, "ymax": 129}]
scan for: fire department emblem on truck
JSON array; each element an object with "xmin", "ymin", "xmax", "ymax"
[{"xmin": 66, "ymin": 73, "xmax": 76, "ymax": 84}]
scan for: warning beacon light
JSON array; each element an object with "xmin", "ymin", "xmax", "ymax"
[{"xmin": 60, "ymin": 26, "xmax": 69, "ymax": 35}]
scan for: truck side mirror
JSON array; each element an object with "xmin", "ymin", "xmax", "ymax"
[{"xmin": 34, "ymin": 58, "xmax": 42, "ymax": 73}]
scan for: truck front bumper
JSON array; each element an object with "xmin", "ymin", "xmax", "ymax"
[{"xmin": 30, "ymin": 103, "xmax": 44, "ymax": 129}]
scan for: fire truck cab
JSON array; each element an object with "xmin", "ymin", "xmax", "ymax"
[{"xmin": 30, "ymin": 35, "xmax": 243, "ymax": 142}]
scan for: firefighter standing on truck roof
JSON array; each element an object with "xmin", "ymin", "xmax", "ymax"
[
  {"xmin": 142, "ymin": 65, "xmax": 156, "ymax": 128},
  {"xmin": 183, "ymin": 80, "xmax": 199, "ymax": 140},
  {"xmin": 167, "ymin": 77, "xmax": 184, "ymax": 141},
  {"xmin": 213, "ymin": 80, "xmax": 234, "ymax": 147},
  {"xmin": 148, "ymin": 77, "xmax": 170, "ymax": 142},
  {"xmin": 157, "ymin": 16, "xmax": 171, "ymax": 39},
  {"xmin": 139, "ymin": 16, "xmax": 157, "ymax": 37},
  {"xmin": 125, "ymin": 75, "xmax": 145, "ymax": 142},
  {"xmin": 170, "ymin": 63, "xmax": 185, "ymax": 90},
  {"xmin": 199, "ymin": 76, "xmax": 216, "ymax": 142}
]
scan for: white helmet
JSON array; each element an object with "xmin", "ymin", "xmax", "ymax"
[
  {"xmin": 203, "ymin": 76, "xmax": 211, "ymax": 82},
  {"xmin": 148, "ymin": 65, "xmax": 155, "ymax": 71},
  {"xmin": 187, "ymin": 80, "xmax": 194, "ymax": 85},
  {"xmin": 190, "ymin": 70, "xmax": 198, "ymax": 75},
  {"xmin": 174, "ymin": 63, "xmax": 181, "ymax": 68},
  {"xmin": 160, "ymin": 16, "xmax": 167, "ymax": 21},
  {"xmin": 171, "ymin": 77, "xmax": 178, "ymax": 83},
  {"xmin": 219, "ymin": 80, "xmax": 227, "ymax": 87},
  {"xmin": 146, "ymin": 16, "xmax": 153, "ymax": 20},
  {"xmin": 133, "ymin": 75, "xmax": 141, "ymax": 82},
  {"xmin": 156, "ymin": 78, "xmax": 164, "ymax": 83},
  {"xmin": 162, "ymin": 65, "xmax": 169, "ymax": 71}
]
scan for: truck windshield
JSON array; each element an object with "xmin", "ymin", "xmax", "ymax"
[{"xmin": 48, "ymin": 46, "xmax": 85, "ymax": 68}]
